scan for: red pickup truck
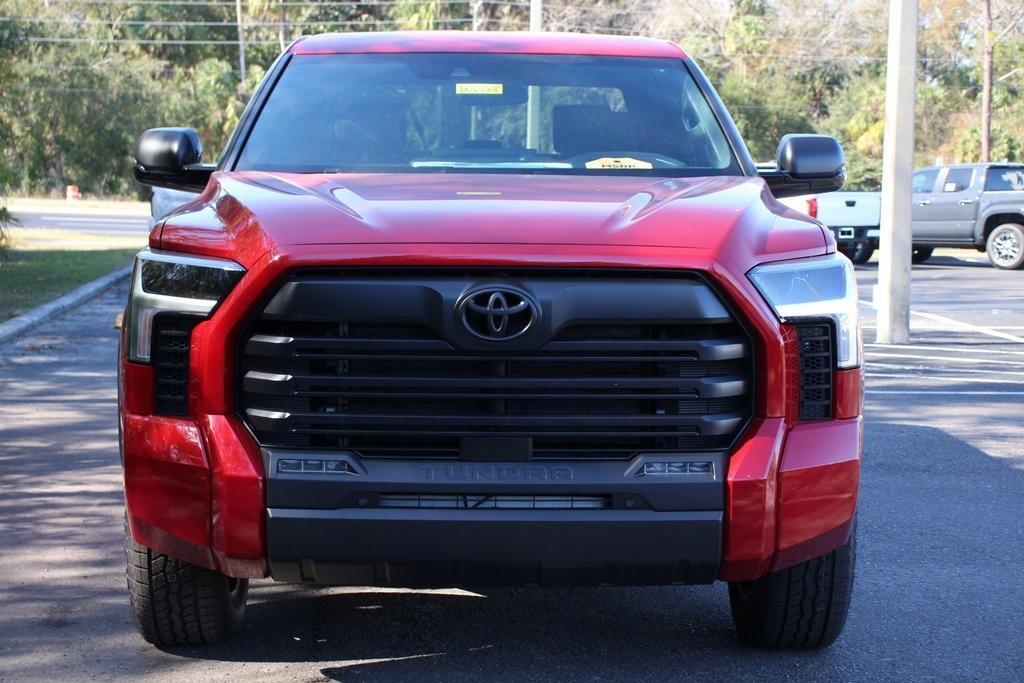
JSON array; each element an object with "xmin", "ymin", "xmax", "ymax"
[{"xmin": 123, "ymin": 31, "xmax": 861, "ymax": 650}]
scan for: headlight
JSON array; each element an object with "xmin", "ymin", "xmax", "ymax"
[
  {"xmin": 126, "ymin": 249, "xmax": 245, "ymax": 363},
  {"xmin": 748, "ymin": 252, "xmax": 861, "ymax": 368}
]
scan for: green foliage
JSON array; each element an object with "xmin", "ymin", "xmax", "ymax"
[
  {"xmin": 7, "ymin": 49, "xmax": 167, "ymax": 196},
  {"xmin": 954, "ymin": 124, "xmax": 1021, "ymax": 163},
  {"xmin": 820, "ymin": 74, "xmax": 886, "ymax": 190},
  {"xmin": 1, "ymin": 0, "xmax": 1023, "ymax": 197},
  {"xmin": 393, "ymin": 0, "xmax": 443, "ymax": 30},
  {"xmin": 719, "ymin": 75, "xmax": 813, "ymax": 162},
  {"xmin": 0, "ymin": 248, "xmax": 139, "ymax": 320}
]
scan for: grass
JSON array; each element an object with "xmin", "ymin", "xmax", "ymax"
[{"xmin": 0, "ymin": 248, "xmax": 138, "ymax": 321}]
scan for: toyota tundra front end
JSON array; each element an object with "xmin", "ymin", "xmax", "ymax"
[{"xmin": 121, "ymin": 31, "xmax": 861, "ymax": 650}]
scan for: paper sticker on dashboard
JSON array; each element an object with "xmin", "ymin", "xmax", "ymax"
[
  {"xmin": 584, "ymin": 157, "xmax": 654, "ymax": 170},
  {"xmin": 456, "ymin": 83, "xmax": 504, "ymax": 95}
]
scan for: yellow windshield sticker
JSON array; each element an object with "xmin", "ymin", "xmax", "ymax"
[
  {"xmin": 584, "ymin": 157, "xmax": 655, "ymax": 170},
  {"xmin": 456, "ymin": 83, "xmax": 504, "ymax": 95}
]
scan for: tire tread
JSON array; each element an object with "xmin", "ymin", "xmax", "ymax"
[
  {"xmin": 125, "ymin": 532, "xmax": 247, "ymax": 646},
  {"xmin": 729, "ymin": 531, "xmax": 855, "ymax": 649}
]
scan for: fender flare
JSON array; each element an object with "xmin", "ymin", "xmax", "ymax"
[{"xmin": 975, "ymin": 205, "xmax": 1024, "ymax": 246}]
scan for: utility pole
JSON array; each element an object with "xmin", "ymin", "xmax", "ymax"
[
  {"xmin": 472, "ymin": 0, "xmax": 484, "ymax": 32},
  {"xmin": 980, "ymin": 2, "xmax": 1024, "ymax": 162},
  {"xmin": 981, "ymin": 0, "xmax": 993, "ymax": 162},
  {"xmin": 526, "ymin": 0, "xmax": 543, "ymax": 150},
  {"xmin": 235, "ymin": 0, "xmax": 247, "ymax": 84},
  {"xmin": 876, "ymin": 0, "xmax": 917, "ymax": 344},
  {"xmin": 278, "ymin": 0, "xmax": 288, "ymax": 53},
  {"xmin": 530, "ymin": 0, "xmax": 543, "ymax": 31}
]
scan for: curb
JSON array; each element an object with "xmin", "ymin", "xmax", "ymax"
[{"xmin": 0, "ymin": 265, "xmax": 133, "ymax": 346}]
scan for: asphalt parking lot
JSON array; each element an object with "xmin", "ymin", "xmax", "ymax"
[{"xmin": 1, "ymin": 253, "xmax": 1022, "ymax": 681}]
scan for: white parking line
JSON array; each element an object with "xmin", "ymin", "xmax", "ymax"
[
  {"xmin": 866, "ymin": 343, "xmax": 1024, "ymax": 357},
  {"xmin": 866, "ymin": 352, "xmax": 1024, "ymax": 367},
  {"xmin": 867, "ymin": 363, "xmax": 1024, "ymax": 377},
  {"xmin": 866, "ymin": 390, "xmax": 1024, "ymax": 396},
  {"xmin": 867, "ymin": 373, "xmax": 1023, "ymax": 384},
  {"xmin": 859, "ymin": 299, "xmax": 1024, "ymax": 344},
  {"xmin": 910, "ymin": 310, "xmax": 1024, "ymax": 344}
]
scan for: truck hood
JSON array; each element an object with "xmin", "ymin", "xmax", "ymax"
[{"xmin": 157, "ymin": 171, "xmax": 828, "ymax": 270}]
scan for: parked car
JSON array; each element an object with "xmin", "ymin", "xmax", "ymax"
[
  {"xmin": 782, "ymin": 191, "xmax": 880, "ymax": 264},
  {"xmin": 911, "ymin": 163, "xmax": 1024, "ymax": 269},
  {"xmin": 123, "ymin": 32, "xmax": 861, "ymax": 650}
]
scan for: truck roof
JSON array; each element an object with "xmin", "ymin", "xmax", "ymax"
[
  {"xmin": 917, "ymin": 162, "xmax": 1024, "ymax": 172},
  {"xmin": 289, "ymin": 31, "xmax": 687, "ymax": 59}
]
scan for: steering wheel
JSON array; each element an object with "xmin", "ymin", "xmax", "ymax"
[{"xmin": 564, "ymin": 151, "xmax": 688, "ymax": 170}]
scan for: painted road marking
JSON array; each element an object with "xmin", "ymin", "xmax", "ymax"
[
  {"xmin": 867, "ymin": 364, "xmax": 1024, "ymax": 378},
  {"xmin": 867, "ymin": 373, "xmax": 1023, "ymax": 384},
  {"xmin": 866, "ymin": 390, "xmax": 1024, "ymax": 396},
  {"xmin": 865, "ymin": 352, "xmax": 1024, "ymax": 367},
  {"xmin": 910, "ymin": 310, "xmax": 1024, "ymax": 344},
  {"xmin": 859, "ymin": 299, "xmax": 1024, "ymax": 344},
  {"xmin": 860, "ymin": 296, "xmax": 1024, "ymax": 344},
  {"xmin": 866, "ymin": 343, "xmax": 1024, "ymax": 357}
]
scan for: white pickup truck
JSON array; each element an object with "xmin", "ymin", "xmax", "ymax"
[{"xmin": 781, "ymin": 191, "xmax": 880, "ymax": 264}]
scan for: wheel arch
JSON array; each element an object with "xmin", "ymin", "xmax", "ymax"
[{"xmin": 978, "ymin": 211, "xmax": 1024, "ymax": 246}]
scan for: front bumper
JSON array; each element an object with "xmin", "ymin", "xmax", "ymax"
[
  {"xmin": 122, "ymin": 407, "xmax": 861, "ymax": 585},
  {"xmin": 120, "ymin": 245, "xmax": 862, "ymax": 586},
  {"xmin": 270, "ymin": 508, "xmax": 722, "ymax": 586},
  {"xmin": 264, "ymin": 451, "xmax": 726, "ymax": 585}
]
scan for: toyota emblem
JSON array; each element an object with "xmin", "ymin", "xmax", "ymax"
[{"xmin": 459, "ymin": 287, "xmax": 537, "ymax": 341}]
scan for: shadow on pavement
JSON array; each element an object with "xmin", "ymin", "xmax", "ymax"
[
  {"xmin": 151, "ymin": 421, "xmax": 1024, "ymax": 680},
  {"xmin": 2, "ymin": 284, "xmax": 1023, "ymax": 679}
]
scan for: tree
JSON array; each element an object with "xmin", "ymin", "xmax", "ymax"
[
  {"xmin": 0, "ymin": 17, "xmax": 21, "ymax": 252},
  {"xmin": 981, "ymin": 0, "xmax": 1024, "ymax": 161}
]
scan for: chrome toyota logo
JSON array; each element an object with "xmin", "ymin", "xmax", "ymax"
[{"xmin": 459, "ymin": 287, "xmax": 537, "ymax": 341}]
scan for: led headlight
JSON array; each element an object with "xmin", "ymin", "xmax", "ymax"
[
  {"xmin": 748, "ymin": 252, "xmax": 861, "ymax": 368},
  {"xmin": 126, "ymin": 249, "xmax": 245, "ymax": 363}
]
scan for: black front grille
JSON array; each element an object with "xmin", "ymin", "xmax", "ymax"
[
  {"xmin": 152, "ymin": 314, "xmax": 201, "ymax": 416},
  {"xmin": 796, "ymin": 323, "xmax": 834, "ymax": 420},
  {"xmin": 238, "ymin": 270, "xmax": 754, "ymax": 460}
]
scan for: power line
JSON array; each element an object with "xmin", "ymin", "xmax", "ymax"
[
  {"xmin": 8, "ymin": 16, "xmax": 478, "ymax": 29},
  {"xmin": 51, "ymin": 0, "xmax": 530, "ymax": 6},
  {"xmin": 5, "ymin": 16, "xmax": 468, "ymax": 27},
  {"xmin": 27, "ymin": 36, "xmax": 284, "ymax": 45}
]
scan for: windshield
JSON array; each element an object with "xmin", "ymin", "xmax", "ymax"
[{"xmin": 235, "ymin": 53, "xmax": 740, "ymax": 176}]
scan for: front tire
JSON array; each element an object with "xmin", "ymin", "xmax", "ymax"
[
  {"xmin": 911, "ymin": 247, "xmax": 934, "ymax": 264},
  {"xmin": 125, "ymin": 531, "xmax": 248, "ymax": 646},
  {"xmin": 986, "ymin": 224, "xmax": 1024, "ymax": 270},
  {"xmin": 728, "ymin": 530, "xmax": 855, "ymax": 649}
]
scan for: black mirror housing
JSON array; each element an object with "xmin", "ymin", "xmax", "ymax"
[
  {"xmin": 134, "ymin": 127, "xmax": 214, "ymax": 193},
  {"xmin": 759, "ymin": 134, "xmax": 847, "ymax": 199}
]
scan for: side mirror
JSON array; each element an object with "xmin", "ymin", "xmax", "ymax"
[
  {"xmin": 134, "ymin": 127, "xmax": 215, "ymax": 193},
  {"xmin": 759, "ymin": 134, "xmax": 846, "ymax": 199}
]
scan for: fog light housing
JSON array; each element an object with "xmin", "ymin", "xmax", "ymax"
[{"xmin": 641, "ymin": 461, "xmax": 714, "ymax": 476}]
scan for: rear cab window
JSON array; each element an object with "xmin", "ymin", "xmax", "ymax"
[{"xmin": 985, "ymin": 167, "xmax": 1024, "ymax": 192}]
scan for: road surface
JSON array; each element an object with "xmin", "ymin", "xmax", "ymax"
[
  {"xmin": 1, "ymin": 255, "xmax": 1022, "ymax": 680},
  {"xmin": 8, "ymin": 204, "xmax": 150, "ymax": 237}
]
